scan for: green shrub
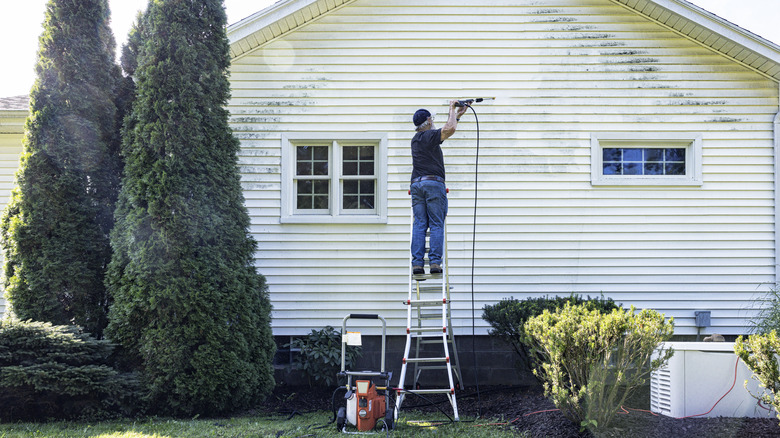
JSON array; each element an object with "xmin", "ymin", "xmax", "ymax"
[
  {"xmin": 524, "ymin": 303, "xmax": 674, "ymax": 431},
  {"xmin": 482, "ymin": 294, "xmax": 619, "ymax": 372},
  {"xmin": 287, "ymin": 326, "xmax": 362, "ymax": 387},
  {"xmin": 734, "ymin": 331, "xmax": 780, "ymax": 423},
  {"xmin": 0, "ymin": 319, "xmax": 140, "ymax": 421}
]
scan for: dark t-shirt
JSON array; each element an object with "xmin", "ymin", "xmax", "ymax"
[{"xmin": 411, "ymin": 128, "xmax": 445, "ymax": 181}]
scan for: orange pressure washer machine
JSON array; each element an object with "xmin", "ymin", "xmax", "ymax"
[{"xmin": 336, "ymin": 314, "xmax": 395, "ymax": 433}]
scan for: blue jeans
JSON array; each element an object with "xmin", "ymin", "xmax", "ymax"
[{"xmin": 411, "ymin": 180, "xmax": 448, "ymax": 267}]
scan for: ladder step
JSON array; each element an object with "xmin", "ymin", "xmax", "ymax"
[
  {"xmin": 406, "ymin": 299, "xmax": 446, "ymax": 306},
  {"xmin": 413, "ymin": 364, "xmax": 449, "ymax": 371},
  {"xmin": 415, "ymin": 312, "xmax": 445, "ymax": 319},
  {"xmin": 411, "ymin": 330, "xmax": 446, "ymax": 335},
  {"xmin": 411, "ymin": 333, "xmax": 445, "ymax": 339},
  {"xmin": 415, "ymin": 289, "xmax": 445, "ymax": 295},
  {"xmin": 419, "ymin": 338, "xmax": 454, "ymax": 344},
  {"xmin": 418, "ymin": 283, "xmax": 448, "ymax": 288},
  {"xmin": 413, "ymin": 274, "xmax": 443, "ymax": 280},
  {"xmin": 400, "ymin": 388, "xmax": 454, "ymax": 395},
  {"xmin": 404, "ymin": 357, "xmax": 448, "ymax": 364},
  {"xmin": 408, "ymin": 327, "xmax": 445, "ymax": 333}
]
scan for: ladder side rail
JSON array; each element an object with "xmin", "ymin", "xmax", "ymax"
[
  {"xmin": 398, "ymin": 188, "xmax": 460, "ymax": 421},
  {"xmin": 442, "ymin": 215, "xmax": 459, "ymax": 419},
  {"xmin": 413, "ymin": 278, "xmax": 423, "ymax": 387},
  {"xmin": 398, "ymin": 200, "xmax": 415, "ymax": 395},
  {"xmin": 439, "ymin": 222, "xmax": 457, "ymax": 394}
]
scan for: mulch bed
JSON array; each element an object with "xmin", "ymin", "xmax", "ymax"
[{"xmin": 258, "ymin": 384, "xmax": 780, "ymax": 437}]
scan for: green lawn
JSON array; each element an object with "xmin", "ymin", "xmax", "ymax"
[{"xmin": 0, "ymin": 412, "xmax": 524, "ymax": 437}]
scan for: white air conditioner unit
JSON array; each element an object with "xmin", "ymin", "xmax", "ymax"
[{"xmin": 651, "ymin": 341, "xmax": 776, "ymax": 418}]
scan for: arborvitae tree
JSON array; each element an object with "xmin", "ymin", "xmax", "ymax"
[
  {"xmin": 106, "ymin": 0, "xmax": 275, "ymax": 415},
  {"xmin": 115, "ymin": 13, "xmax": 143, "ymax": 151},
  {"xmin": 0, "ymin": 0, "xmax": 122, "ymax": 338}
]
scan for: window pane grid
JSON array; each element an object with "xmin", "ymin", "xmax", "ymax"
[
  {"xmin": 603, "ymin": 147, "xmax": 685, "ymax": 176},
  {"xmin": 341, "ymin": 145, "xmax": 376, "ymax": 211},
  {"xmin": 342, "ymin": 179, "xmax": 375, "ymax": 210},
  {"xmin": 296, "ymin": 145, "xmax": 330, "ymax": 210},
  {"xmin": 296, "ymin": 179, "xmax": 329, "ymax": 210},
  {"xmin": 342, "ymin": 145, "xmax": 375, "ymax": 177},
  {"xmin": 296, "ymin": 145, "xmax": 329, "ymax": 176}
]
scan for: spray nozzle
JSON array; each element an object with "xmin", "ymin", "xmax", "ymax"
[{"xmin": 454, "ymin": 97, "xmax": 495, "ymax": 107}]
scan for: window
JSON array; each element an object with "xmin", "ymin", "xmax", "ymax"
[
  {"xmin": 602, "ymin": 147, "xmax": 685, "ymax": 176},
  {"xmin": 591, "ymin": 133, "xmax": 702, "ymax": 186},
  {"xmin": 282, "ymin": 133, "xmax": 387, "ymax": 223}
]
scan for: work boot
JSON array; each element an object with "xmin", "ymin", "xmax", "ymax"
[
  {"xmin": 412, "ymin": 265, "xmax": 424, "ymax": 275},
  {"xmin": 430, "ymin": 264, "xmax": 442, "ymax": 274}
]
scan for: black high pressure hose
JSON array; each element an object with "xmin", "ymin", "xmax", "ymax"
[{"xmin": 464, "ymin": 102, "xmax": 483, "ymax": 417}]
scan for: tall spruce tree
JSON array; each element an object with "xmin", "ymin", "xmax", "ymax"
[
  {"xmin": 105, "ymin": 0, "xmax": 275, "ymax": 415},
  {"xmin": 0, "ymin": 0, "xmax": 122, "ymax": 338}
]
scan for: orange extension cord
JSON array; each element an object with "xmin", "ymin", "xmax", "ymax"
[{"xmin": 471, "ymin": 356, "xmax": 765, "ymax": 428}]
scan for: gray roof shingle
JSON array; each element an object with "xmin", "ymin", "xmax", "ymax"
[{"xmin": 0, "ymin": 95, "xmax": 29, "ymax": 111}]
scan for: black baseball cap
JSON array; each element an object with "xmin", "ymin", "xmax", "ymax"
[{"xmin": 413, "ymin": 109, "xmax": 431, "ymax": 127}]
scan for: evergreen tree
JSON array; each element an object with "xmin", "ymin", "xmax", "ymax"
[
  {"xmin": 0, "ymin": 318, "xmax": 141, "ymax": 421},
  {"xmin": 0, "ymin": 0, "xmax": 122, "ymax": 338},
  {"xmin": 115, "ymin": 12, "xmax": 144, "ymax": 153},
  {"xmin": 106, "ymin": 0, "xmax": 275, "ymax": 415}
]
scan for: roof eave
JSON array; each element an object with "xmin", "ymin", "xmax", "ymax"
[
  {"xmin": 227, "ymin": 0, "xmax": 357, "ymax": 60},
  {"xmin": 612, "ymin": 0, "xmax": 780, "ymax": 81}
]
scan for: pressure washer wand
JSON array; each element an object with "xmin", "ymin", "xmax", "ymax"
[{"xmin": 454, "ymin": 97, "xmax": 495, "ymax": 107}]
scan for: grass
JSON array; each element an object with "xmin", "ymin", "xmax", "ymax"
[{"xmin": 0, "ymin": 411, "xmax": 523, "ymax": 438}]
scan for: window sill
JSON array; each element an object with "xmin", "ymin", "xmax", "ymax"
[
  {"xmin": 591, "ymin": 177, "xmax": 703, "ymax": 187},
  {"xmin": 280, "ymin": 215, "xmax": 388, "ymax": 224}
]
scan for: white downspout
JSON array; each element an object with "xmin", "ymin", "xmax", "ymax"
[{"xmin": 775, "ymin": 82, "xmax": 780, "ymax": 285}]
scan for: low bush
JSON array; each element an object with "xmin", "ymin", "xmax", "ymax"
[
  {"xmin": 524, "ymin": 303, "xmax": 674, "ymax": 431},
  {"xmin": 749, "ymin": 286, "xmax": 780, "ymax": 335},
  {"xmin": 482, "ymin": 294, "xmax": 619, "ymax": 372},
  {"xmin": 0, "ymin": 318, "xmax": 141, "ymax": 421},
  {"xmin": 287, "ymin": 326, "xmax": 361, "ymax": 387},
  {"xmin": 734, "ymin": 331, "xmax": 780, "ymax": 423}
]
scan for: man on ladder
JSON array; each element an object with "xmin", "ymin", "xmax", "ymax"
[
  {"xmin": 410, "ymin": 100, "xmax": 468, "ymax": 275},
  {"xmin": 397, "ymin": 100, "xmax": 468, "ymax": 423}
]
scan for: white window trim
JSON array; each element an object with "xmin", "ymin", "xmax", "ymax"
[
  {"xmin": 281, "ymin": 132, "xmax": 388, "ymax": 224},
  {"xmin": 591, "ymin": 132, "xmax": 703, "ymax": 186}
]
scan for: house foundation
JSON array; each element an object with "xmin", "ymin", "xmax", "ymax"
[{"xmin": 273, "ymin": 335, "xmax": 537, "ymax": 387}]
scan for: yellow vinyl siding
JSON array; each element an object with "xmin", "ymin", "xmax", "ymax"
[{"xmin": 0, "ymin": 117, "xmax": 25, "ymax": 315}]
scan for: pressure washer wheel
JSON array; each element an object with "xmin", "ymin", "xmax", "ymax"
[{"xmin": 336, "ymin": 407, "xmax": 346, "ymax": 431}]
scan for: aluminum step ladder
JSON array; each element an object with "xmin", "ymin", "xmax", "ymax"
[{"xmin": 395, "ymin": 201, "xmax": 462, "ymax": 421}]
